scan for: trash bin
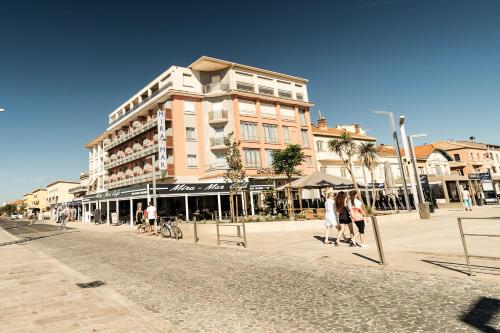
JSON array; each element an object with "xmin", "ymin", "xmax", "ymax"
[{"xmin": 418, "ymin": 202, "xmax": 431, "ymax": 219}]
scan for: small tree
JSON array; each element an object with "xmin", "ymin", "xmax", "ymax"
[
  {"xmin": 224, "ymin": 133, "xmax": 246, "ymax": 222},
  {"xmin": 358, "ymin": 142, "xmax": 380, "ymax": 209},
  {"xmin": 328, "ymin": 132, "xmax": 363, "ymax": 200},
  {"xmin": 271, "ymin": 144, "xmax": 305, "ymax": 220}
]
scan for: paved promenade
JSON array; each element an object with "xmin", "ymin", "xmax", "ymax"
[
  {"xmin": 1, "ymin": 207, "xmax": 498, "ymax": 332},
  {"xmin": 0, "ymin": 222, "xmax": 177, "ymax": 333}
]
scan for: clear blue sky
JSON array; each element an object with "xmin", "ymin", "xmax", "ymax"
[{"xmin": 1, "ymin": 0, "xmax": 499, "ymax": 202}]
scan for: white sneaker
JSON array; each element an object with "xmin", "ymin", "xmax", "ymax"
[{"xmin": 361, "ymin": 244, "xmax": 370, "ymax": 248}]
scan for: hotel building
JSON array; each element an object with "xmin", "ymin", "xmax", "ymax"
[{"xmin": 83, "ymin": 56, "xmax": 315, "ymax": 223}]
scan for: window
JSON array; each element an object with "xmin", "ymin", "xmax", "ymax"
[
  {"xmin": 299, "ymin": 108, "xmax": 307, "ymax": 125},
  {"xmin": 280, "ymin": 105, "xmax": 295, "ymax": 119},
  {"xmin": 296, "ymin": 93, "xmax": 303, "ymax": 101},
  {"xmin": 454, "ymin": 154, "xmax": 461, "ymax": 162},
  {"xmin": 187, "ymin": 154, "xmax": 198, "ymax": 167},
  {"xmin": 214, "ymin": 127, "xmax": 225, "ymax": 137},
  {"xmin": 240, "ymin": 122, "xmax": 259, "ymax": 141},
  {"xmin": 215, "ymin": 153, "xmax": 226, "ymax": 164},
  {"xmin": 243, "ymin": 149, "xmax": 261, "ymax": 168},
  {"xmin": 304, "ymin": 156, "xmax": 312, "ymax": 166},
  {"xmin": 184, "ymin": 101, "xmax": 195, "ymax": 113},
  {"xmin": 283, "ymin": 126, "xmax": 291, "ymax": 144},
  {"xmin": 238, "ymin": 100, "xmax": 256, "ymax": 115},
  {"xmin": 316, "ymin": 141, "xmax": 324, "ymax": 152},
  {"xmin": 260, "ymin": 102, "xmax": 276, "ymax": 117},
  {"xmin": 185, "ymin": 127, "xmax": 196, "ymax": 140},
  {"xmin": 278, "ymin": 90, "xmax": 292, "ymax": 99},
  {"xmin": 259, "ymin": 86, "xmax": 274, "ymax": 96},
  {"xmin": 236, "ymin": 71, "xmax": 252, "ymax": 77},
  {"xmin": 340, "ymin": 167, "xmax": 347, "ymax": 178},
  {"xmin": 236, "ymin": 82, "xmax": 254, "ymax": 92},
  {"xmin": 265, "ymin": 149, "xmax": 277, "ymax": 167},
  {"xmin": 263, "ymin": 124, "xmax": 279, "ymax": 143},
  {"xmin": 183, "ymin": 73, "xmax": 193, "ymax": 87},
  {"xmin": 301, "ymin": 129, "xmax": 309, "ymax": 148}
]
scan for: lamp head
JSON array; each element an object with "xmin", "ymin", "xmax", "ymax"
[{"xmin": 399, "ymin": 115, "xmax": 405, "ymax": 125}]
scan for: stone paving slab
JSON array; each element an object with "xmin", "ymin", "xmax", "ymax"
[{"xmin": 0, "ymin": 225, "xmax": 180, "ymax": 333}]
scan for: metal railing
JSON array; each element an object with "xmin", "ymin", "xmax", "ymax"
[
  {"xmin": 208, "ymin": 110, "xmax": 229, "ymax": 122},
  {"xmin": 457, "ymin": 217, "xmax": 500, "ymax": 276},
  {"xmin": 105, "ymin": 143, "xmax": 159, "ymax": 169},
  {"xmin": 104, "ymin": 121, "xmax": 157, "ymax": 150},
  {"xmin": 203, "ymin": 82, "xmax": 230, "ymax": 94},
  {"xmin": 209, "ymin": 137, "xmax": 227, "ymax": 147},
  {"xmin": 236, "ymin": 82, "xmax": 254, "ymax": 92},
  {"xmin": 205, "ymin": 162, "xmax": 229, "ymax": 172}
]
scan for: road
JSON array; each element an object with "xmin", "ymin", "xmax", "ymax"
[{"xmin": 1, "ymin": 218, "xmax": 498, "ymax": 332}]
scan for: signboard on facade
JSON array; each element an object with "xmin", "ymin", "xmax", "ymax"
[{"xmin": 157, "ymin": 110, "xmax": 167, "ymax": 171}]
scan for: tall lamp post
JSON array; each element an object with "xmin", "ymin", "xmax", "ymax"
[
  {"xmin": 373, "ymin": 110, "xmax": 411, "ymax": 212},
  {"xmin": 399, "ymin": 116, "xmax": 420, "ymax": 207},
  {"xmin": 408, "ymin": 133, "xmax": 427, "ymax": 205}
]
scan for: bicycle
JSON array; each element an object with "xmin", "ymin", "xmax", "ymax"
[{"xmin": 159, "ymin": 217, "xmax": 183, "ymax": 239}]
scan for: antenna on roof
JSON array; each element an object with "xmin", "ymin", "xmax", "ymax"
[{"xmin": 469, "ymin": 136, "xmax": 476, "ymax": 142}]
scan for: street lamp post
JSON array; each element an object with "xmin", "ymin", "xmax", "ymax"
[
  {"xmin": 373, "ymin": 110, "xmax": 411, "ymax": 212},
  {"xmin": 399, "ymin": 116, "xmax": 420, "ymax": 207},
  {"xmin": 408, "ymin": 134, "xmax": 427, "ymax": 205}
]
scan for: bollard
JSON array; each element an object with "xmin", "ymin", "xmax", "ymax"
[{"xmin": 193, "ymin": 219, "xmax": 199, "ymax": 243}]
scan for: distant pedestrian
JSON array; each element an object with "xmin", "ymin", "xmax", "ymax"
[
  {"xmin": 336, "ymin": 191, "xmax": 355, "ymax": 246},
  {"xmin": 349, "ymin": 191, "xmax": 369, "ymax": 248},
  {"xmin": 146, "ymin": 201, "xmax": 157, "ymax": 236},
  {"xmin": 462, "ymin": 187, "xmax": 472, "ymax": 211},
  {"xmin": 136, "ymin": 203, "xmax": 144, "ymax": 234},
  {"xmin": 324, "ymin": 191, "xmax": 339, "ymax": 245},
  {"xmin": 58, "ymin": 206, "xmax": 68, "ymax": 230}
]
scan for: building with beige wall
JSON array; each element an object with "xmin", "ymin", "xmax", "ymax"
[
  {"xmin": 29, "ymin": 188, "xmax": 48, "ymax": 213},
  {"xmin": 82, "ymin": 56, "xmax": 315, "ymax": 223},
  {"xmin": 47, "ymin": 180, "xmax": 78, "ymax": 208}
]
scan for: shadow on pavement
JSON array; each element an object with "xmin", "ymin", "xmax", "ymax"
[
  {"xmin": 422, "ymin": 259, "xmax": 500, "ymax": 276},
  {"xmin": 460, "ymin": 297, "xmax": 499, "ymax": 333},
  {"xmin": 353, "ymin": 252, "xmax": 380, "ymax": 264},
  {"xmin": 0, "ymin": 231, "xmax": 77, "ymax": 247}
]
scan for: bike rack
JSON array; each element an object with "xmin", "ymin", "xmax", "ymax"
[{"xmin": 457, "ymin": 217, "xmax": 500, "ymax": 276}]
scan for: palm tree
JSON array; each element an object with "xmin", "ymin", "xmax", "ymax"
[
  {"xmin": 271, "ymin": 144, "xmax": 305, "ymax": 220},
  {"xmin": 358, "ymin": 142, "xmax": 380, "ymax": 208},
  {"xmin": 328, "ymin": 131, "xmax": 363, "ymax": 200}
]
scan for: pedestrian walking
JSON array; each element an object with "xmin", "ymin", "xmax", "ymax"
[
  {"xmin": 336, "ymin": 191, "xmax": 356, "ymax": 246},
  {"xmin": 462, "ymin": 187, "xmax": 472, "ymax": 211},
  {"xmin": 324, "ymin": 191, "xmax": 340, "ymax": 245},
  {"xmin": 146, "ymin": 201, "xmax": 157, "ymax": 236},
  {"xmin": 136, "ymin": 203, "xmax": 144, "ymax": 234},
  {"xmin": 58, "ymin": 205, "xmax": 68, "ymax": 230},
  {"xmin": 349, "ymin": 191, "xmax": 369, "ymax": 248}
]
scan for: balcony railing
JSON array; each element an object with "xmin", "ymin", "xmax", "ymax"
[
  {"xmin": 107, "ymin": 170, "xmax": 170, "ymax": 189},
  {"xmin": 208, "ymin": 110, "xmax": 229, "ymax": 124},
  {"xmin": 205, "ymin": 162, "xmax": 229, "ymax": 172},
  {"xmin": 241, "ymin": 135, "xmax": 260, "ymax": 142},
  {"xmin": 209, "ymin": 137, "xmax": 228, "ymax": 149},
  {"xmin": 104, "ymin": 120, "xmax": 158, "ymax": 150},
  {"xmin": 264, "ymin": 137, "xmax": 279, "ymax": 144},
  {"xmin": 258, "ymin": 86, "xmax": 274, "ymax": 96},
  {"xmin": 203, "ymin": 82, "xmax": 230, "ymax": 94},
  {"xmin": 105, "ymin": 143, "xmax": 160, "ymax": 169},
  {"xmin": 236, "ymin": 82, "xmax": 255, "ymax": 92},
  {"xmin": 278, "ymin": 90, "xmax": 292, "ymax": 99},
  {"xmin": 109, "ymin": 81, "xmax": 173, "ymax": 126}
]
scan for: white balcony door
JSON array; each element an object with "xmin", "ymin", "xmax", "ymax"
[
  {"xmin": 213, "ymin": 101, "xmax": 222, "ymax": 112},
  {"xmin": 211, "ymin": 75, "xmax": 221, "ymax": 84}
]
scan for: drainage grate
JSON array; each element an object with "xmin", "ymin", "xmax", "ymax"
[{"xmin": 76, "ymin": 280, "xmax": 106, "ymax": 289}]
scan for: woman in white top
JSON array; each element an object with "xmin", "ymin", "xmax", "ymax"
[
  {"xmin": 324, "ymin": 191, "xmax": 340, "ymax": 245},
  {"xmin": 348, "ymin": 191, "xmax": 368, "ymax": 248}
]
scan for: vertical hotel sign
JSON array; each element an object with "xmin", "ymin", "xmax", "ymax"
[{"xmin": 157, "ymin": 110, "xmax": 167, "ymax": 171}]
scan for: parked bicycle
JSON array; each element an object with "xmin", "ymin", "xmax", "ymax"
[{"xmin": 159, "ymin": 217, "xmax": 183, "ymax": 239}]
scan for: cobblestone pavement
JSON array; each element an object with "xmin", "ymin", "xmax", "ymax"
[{"xmin": 2, "ymin": 220, "xmax": 499, "ymax": 333}]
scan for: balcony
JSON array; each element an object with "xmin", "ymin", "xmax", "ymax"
[
  {"xmin": 205, "ymin": 162, "xmax": 229, "ymax": 172},
  {"xmin": 106, "ymin": 169, "xmax": 172, "ymax": 189},
  {"xmin": 203, "ymin": 82, "xmax": 230, "ymax": 94},
  {"xmin": 264, "ymin": 137, "xmax": 279, "ymax": 144},
  {"xmin": 105, "ymin": 143, "xmax": 160, "ymax": 169},
  {"xmin": 208, "ymin": 110, "xmax": 229, "ymax": 125},
  {"xmin": 258, "ymin": 86, "xmax": 274, "ymax": 96},
  {"xmin": 109, "ymin": 81, "xmax": 173, "ymax": 126},
  {"xmin": 209, "ymin": 137, "xmax": 228, "ymax": 150},
  {"xmin": 278, "ymin": 90, "xmax": 292, "ymax": 99},
  {"xmin": 241, "ymin": 135, "xmax": 260, "ymax": 142},
  {"xmin": 104, "ymin": 120, "xmax": 157, "ymax": 150},
  {"xmin": 236, "ymin": 82, "xmax": 255, "ymax": 92}
]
